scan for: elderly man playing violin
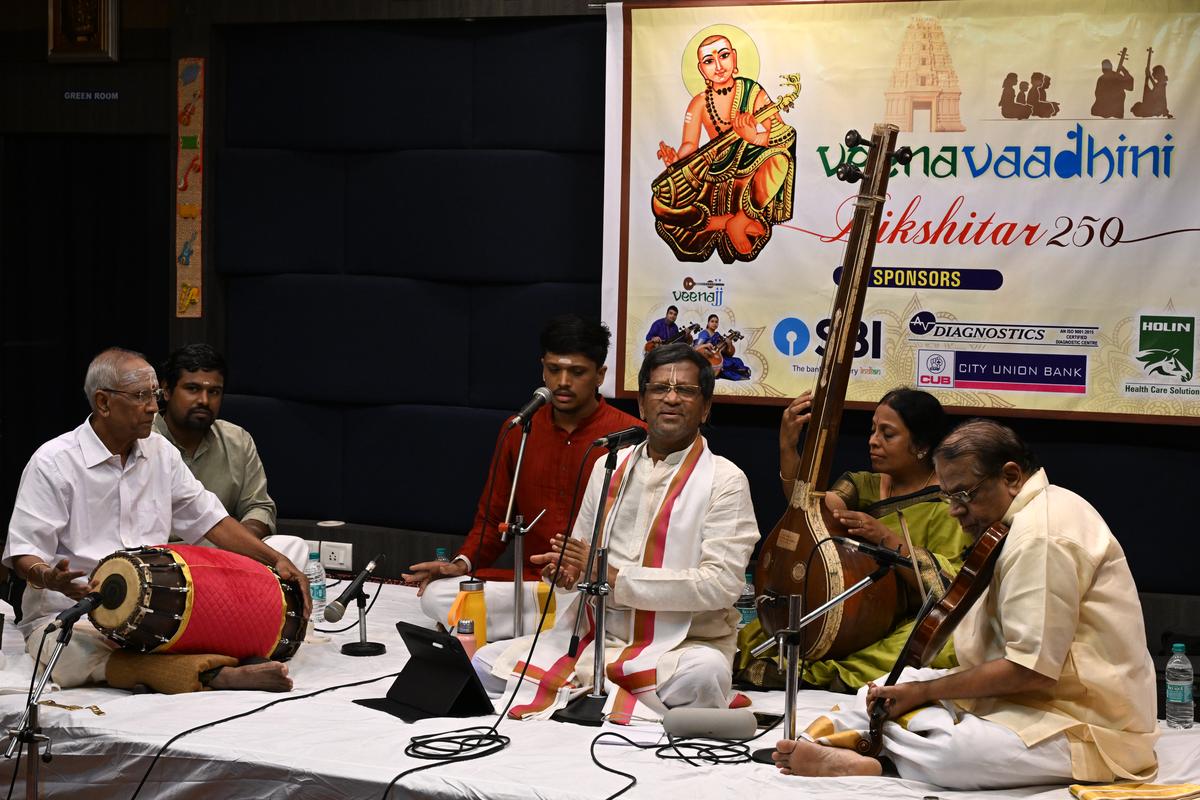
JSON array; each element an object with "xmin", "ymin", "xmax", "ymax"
[{"xmin": 773, "ymin": 418, "xmax": 1158, "ymax": 789}]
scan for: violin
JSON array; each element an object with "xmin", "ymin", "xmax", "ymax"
[
  {"xmin": 856, "ymin": 521, "xmax": 1009, "ymax": 757},
  {"xmin": 645, "ymin": 322, "xmax": 702, "ymax": 353}
]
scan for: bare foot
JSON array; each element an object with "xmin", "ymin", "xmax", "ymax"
[
  {"xmin": 209, "ymin": 661, "xmax": 293, "ymax": 692},
  {"xmin": 726, "ymin": 211, "xmax": 765, "ymax": 254},
  {"xmin": 771, "ymin": 738, "xmax": 883, "ymax": 777}
]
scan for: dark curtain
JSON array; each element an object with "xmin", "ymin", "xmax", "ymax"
[{"xmin": 0, "ymin": 134, "xmax": 170, "ymax": 516}]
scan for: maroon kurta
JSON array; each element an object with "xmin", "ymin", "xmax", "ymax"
[{"xmin": 459, "ymin": 398, "xmax": 643, "ymax": 580}]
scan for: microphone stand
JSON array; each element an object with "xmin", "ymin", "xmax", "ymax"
[
  {"xmin": 552, "ymin": 445, "xmax": 625, "ymax": 727},
  {"xmin": 749, "ymin": 564, "xmax": 892, "ymax": 763},
  {"xmin": 6, "ymin": 620, "xmax": 83, "ymax": 797},
  {"xmin": 499, "ymin": 411, "xmax": 535, "ymax": 638},
  {"xmin": 341, "ymin": 585, "xmax": 386, "ymax": 657}
]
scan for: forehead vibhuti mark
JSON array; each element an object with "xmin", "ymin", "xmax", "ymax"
[{"xmin": 117, "ymin": 364, "xmax": 158, "ymax": 389}]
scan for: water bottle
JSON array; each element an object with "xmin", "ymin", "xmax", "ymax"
[
  {"xmin": 454, "ymin": 618, "xmax": 478, "ymax": 660},
  {"xmin": 735, "ymin": 572, "xmax": 757, "ymax": 628},
  {"xmin": 435, "ymin": 547, "xmax": 451, "ymax": 563},
  {"xmin": 305, "ymin": 551, "xmax": 327, "ymax": 624},
  {"xmin": 1166, "ymin": 642, "xmax": 1194, "ymax": 729}
]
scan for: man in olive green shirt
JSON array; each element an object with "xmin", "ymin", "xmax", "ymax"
[{"xmin": 155, "ymin": 344, "xmax": 309, "ymax": 570}]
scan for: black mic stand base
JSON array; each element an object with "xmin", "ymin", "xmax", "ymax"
[
  {"xmin": 551, "ymin": 693, "xmax": 607, "ymax": 727},
  {"xmin": 341, "ymin": 641, "xmax": 386, "ymax": 657},
  {"xmin": 340, "ymin": 590, "xmax": 385, "ymax": 656}
]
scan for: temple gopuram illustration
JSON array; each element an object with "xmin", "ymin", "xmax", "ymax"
[{"xmin": 884, "ymin": 17, "xmax": 966, "ymax": 132}]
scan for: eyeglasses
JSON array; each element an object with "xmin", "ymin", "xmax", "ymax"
[
  {"xmin": 102, "ymin": 387, "xmax": 163, "ymax": 405},
  {"xmin": 644, "ymin": 382, "xmax": 702, "ymax": 400},
  {"xmin": 938, "ymin": 477, "xmax": 989, "ymax": 507}
]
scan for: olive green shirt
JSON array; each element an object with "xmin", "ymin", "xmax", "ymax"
[{"xmin": 152, "ymin": 414, "xmax": 277, "ymax": 534}]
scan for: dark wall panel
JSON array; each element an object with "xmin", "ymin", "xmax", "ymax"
[
  {"xmin": 344, "ymin": 150, "xmax": 604, "ymax": 281},
  {"xmin": 223, "ymin": 24, "xmax": 474, "ymax": 151},
  {"xmin": 217, "ymin": 149, "xmax": 346, "ymax": 275},
  {"xmin": 220, "ymin": 395, "xmax": 344, "ymax": 520},
  {"xmin": 225, "ymin": 275, "xmax": 470, "ymax": 405},
  {"xmin": 472, "ymin": 20, "xmax": 606, "ymax": 151},
  {"xmin": 343, "ymin": 405, "xmax": 510, "ymax": 531}
]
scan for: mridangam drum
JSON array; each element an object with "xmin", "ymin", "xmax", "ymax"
[{"xmin": 89, "ymin": 544, "xmax": 306, "ymax": 661}]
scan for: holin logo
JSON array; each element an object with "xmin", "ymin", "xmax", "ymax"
[{"xmin": 1137, "ymin": 315, "xmax": 1194, "ymax": 383}]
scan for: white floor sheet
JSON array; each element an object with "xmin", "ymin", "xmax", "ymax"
[{"xmin": 0, "ymin": 584, "xmax": 1196, "ymax": 799}]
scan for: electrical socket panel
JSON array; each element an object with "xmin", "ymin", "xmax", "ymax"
[{"xmin": 320, "ymin": 541, "xmax": 352, "ymax": 571}]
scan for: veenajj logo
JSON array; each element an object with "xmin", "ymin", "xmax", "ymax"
[
  {"xmin": 674, "ymin": 277, "xmax": 724, "ymax": 306},
  {"xmin": 773, "ymin": 317, "xmax": 810, "ymax": 357},
  {"xmin": 1137, "ymin": 315, "xmax": 1194, "ymax": 383},
  {"xmin": 909, "ymin": 311, "xmax": 937, "ymax": 336}
]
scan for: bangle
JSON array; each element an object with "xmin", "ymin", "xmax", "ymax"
[
  {"xmin": 28, "ymin": 562, "xmax": 51, "ymax": 589},
  {"xmin": 780, "ymin": 472, "xmax": 796, "ymax": 483}
]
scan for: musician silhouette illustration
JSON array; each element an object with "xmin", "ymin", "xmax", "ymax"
[
  {"xmin": 998, "ymin": 72, "xmax": 1032, "ymax": 119},
  {"xmin": 1130, "ymin": 47, "xmax": 1172, "ymax": 118},
  {"xmin": 1091, "ymin": 51, "xmax": 1134, "ymax": 118}
]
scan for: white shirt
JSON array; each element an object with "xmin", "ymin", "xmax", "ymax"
[{"xmin": 3, "ymin": 418, "xmax": 229, "ymax": 637}]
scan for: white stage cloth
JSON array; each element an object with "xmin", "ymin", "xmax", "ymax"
[{"xmin": 0, "ymin": 583, "xmax": 1196, "ymax": 799}]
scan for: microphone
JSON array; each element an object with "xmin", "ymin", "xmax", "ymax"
[
  {"xmin": 662, "ymin": 708, "xmax": 757, "ymax": 740},
  {"xmin": 51, "ymin": 592, "xmax": 103, "ymax": 630},
  {"xmin": 592, "ymin": 426, "xmax": 646, "ymax": 450},
  {"xmin": 323, "ymin": 553, "xmax": 386, "ymax": 622},
  {"xmin": 832, "ymin": 536, "xmax": 914, "ymax": 571},
  {"xmin": 506, "ymin": 387, "xmax": 553, "ymax": 429}
]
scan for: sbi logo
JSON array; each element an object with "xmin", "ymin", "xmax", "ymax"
[
  {"xmin": 909, "ymin": 311, "xmax": 937, "ymax": 335},
  {"xmin": 773, "ymin": 318, "xmax": 810, "ymax": 357}
]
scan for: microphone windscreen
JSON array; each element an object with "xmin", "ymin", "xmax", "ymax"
[{"xmin": 661, "ymin": 707, "xmax": 756, "ymax": 740}]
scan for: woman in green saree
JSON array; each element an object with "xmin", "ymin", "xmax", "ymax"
[{"xmin": 736, "ymin": 388, "xmax": 971, "ymax": 692}]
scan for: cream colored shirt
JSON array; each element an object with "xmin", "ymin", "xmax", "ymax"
[
  {"xmin": 153, "ymin": 415, "xmax": 276, "ymax": 534},
  {"xmin": 953, "ymin": 469, "xmax": 1158, "ymax": 782}
]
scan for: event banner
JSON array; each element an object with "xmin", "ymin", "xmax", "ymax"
[{"xmin": 603, "ymin": 0, "xmax": 1199, "ymax": 422}]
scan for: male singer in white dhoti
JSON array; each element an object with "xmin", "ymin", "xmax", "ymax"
[
  {"xmin": 472, "ymin": 344, "xmax": 759, "ymax": 722},
  {"xmin": 772, "ymin": 419, "xmax": 1158, "ymax": 789}
]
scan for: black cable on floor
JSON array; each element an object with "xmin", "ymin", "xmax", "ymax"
[
  {"xmin": 589, "ymin": 714, "xmax": 784, "ymax": 800},
  {"xmin": 380, "ymin": 444, "xmax": 601, "ymax": 798},
  {"xmin": 128, "ymin": 671, "xmax": 400, "ymax": 800}
]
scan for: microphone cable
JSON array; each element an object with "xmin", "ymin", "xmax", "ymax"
[
  {"xmin": 382, "ymin": 444, "xmax": 601, "ymax": 798},
  {"xmin": 314, "ymin": 581, "xmax": 383, "ymax": 634},
  {"xmin": 588, "ymin": 714, "xmax": 784, "ymax": 800},
  {"xmin": 4, "ymin": 626, "xmax": 53, "ymax": 800},
  {"xmin": 467, "ymin": 423, "xmax": 514, "ymax": 581},
  {"xmin": 127, "ymin": 670, "xmax": 401, "ymax": 800}
]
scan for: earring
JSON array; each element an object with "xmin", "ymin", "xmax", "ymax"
[
  {"xmin": 917, "ymin": 450, "xmax": 928, "ymax": 460},
  {"xmin": 733, "ymin": 67, "xmax": 739, "ymax": 75}
]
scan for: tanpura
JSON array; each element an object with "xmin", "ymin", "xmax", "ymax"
[{"xmin": 755, "ymin": 124, "xmax": 914, "ymax": 660}]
